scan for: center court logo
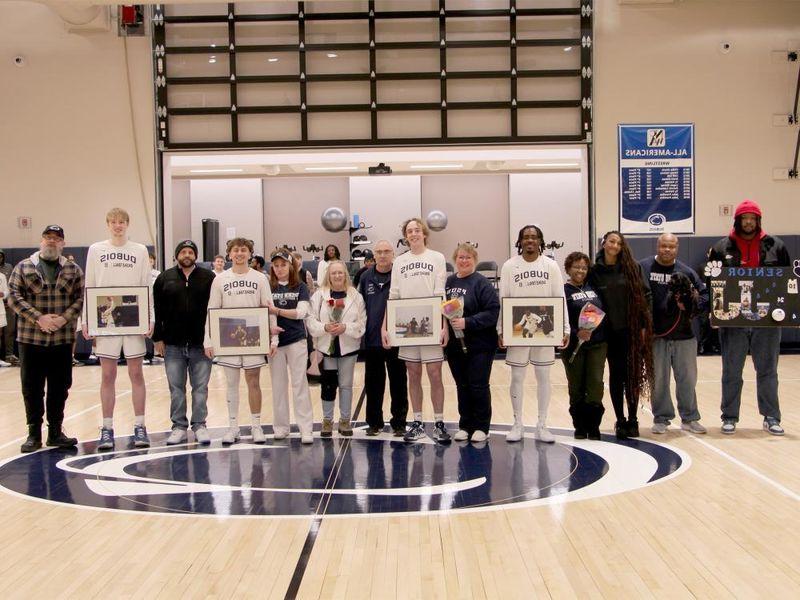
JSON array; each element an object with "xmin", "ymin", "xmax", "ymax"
[{"xmin": 0, "ymin": 425, "xmax": 689, "ymax": 518}]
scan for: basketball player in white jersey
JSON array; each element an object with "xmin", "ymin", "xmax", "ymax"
[
  {"xmin": 383, "ymin": 218, "xmax": 450, "ymax": 442},
  {"xmin": 83, "ymin": 208, "xmax": 153, "ymax": 450},
  {"xmin": 499, "ymin": 225, "xmax": 570, "ymax": 443},
  {"xmin": 204, "ymin": 238, "xmax": 278, "ymax": 445}
]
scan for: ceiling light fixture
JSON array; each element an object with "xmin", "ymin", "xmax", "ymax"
[
  {"xmin": 524, "ymin": 162, "xmax": 580, "ymax": 168},
  {"xmin": 326, "ymin": 53, "xmax": 338, "ymax": 58},
  {"xmin": 304, "ymin": 166, "xmax": 360, "ymax": 172},
  {"xmin": 268, "ymin": 57, "xmax": 279, "ymax": 62},
  {"xmin": 564, "ymin": 46, "xmax": 573, "ymax": 52},
  {"xmin": 409, "ymin": 164, "xmax": 464, "ymax": 170}
]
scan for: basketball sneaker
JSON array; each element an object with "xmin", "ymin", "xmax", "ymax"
[
  {"xmin": 432, "ymin": 421, "xmax": 450, "ymax": 443},
  {"xmin": 133, "ymin": 424, "xmax": 150, "ymax": 448},
  {"xmin": 403, "ymin": 420, "xmax": 425, "ymax": 442},
  {"xmin": 97, "ymin": 427, "xmax": 114, "ymax": 451}
]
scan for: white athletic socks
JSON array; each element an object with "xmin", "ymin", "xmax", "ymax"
[
  {"xmin": 102, "ymin": 417, "xmax": 113, "ymax": 429},
  {"xmin": 510, "ymin": 366, "xmax": 526, "ymax": 424},
  {"xmin": 224, "ymin": 367, "xmax": 240, "ymax": 428},
  {"xmin": 534, "ymin": 365, "xmax": 551, "ymax": 425},
  {"xmin": 134, "ymin": 415, "xmax": 145, "ymax": 427},
  {"xmin": 414, "ymin": 412, "xmax": 423, "ymax": 422},
  {"xmin": 510, "ymin": 365, "xmax": 551, "ymax": 425},
  {"xmin": 434, "ymin": 413, "xmax": 443, "ymax": 423},
  {"xmin": 251, "ymin": 414, "xmax": 261, "ymax": 428}
]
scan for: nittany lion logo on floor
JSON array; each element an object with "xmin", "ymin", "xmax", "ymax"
[{"xmin": 0, "ymin": 425, "xmax": 689, "ymax": 518}]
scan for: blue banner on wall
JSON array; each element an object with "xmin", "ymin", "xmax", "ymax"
[{"xmin": 618, "ymin": 124, "xmax": 695, "ymax": 234}]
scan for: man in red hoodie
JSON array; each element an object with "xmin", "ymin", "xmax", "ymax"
[{"xmin": 708, "ymin": 199, "xmax": 789, "ymax": 436}]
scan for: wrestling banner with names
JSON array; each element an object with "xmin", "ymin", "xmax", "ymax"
[{"xmin": 618, "ymin": 124, "xmax": 695, "ymax": 235}]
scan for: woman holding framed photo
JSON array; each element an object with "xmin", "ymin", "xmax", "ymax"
[{"xmin": 307, "ymin": 260, "xmax": 366, "ymax": 438}]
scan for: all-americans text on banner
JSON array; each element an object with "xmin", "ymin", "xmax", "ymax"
[{"xmin": 618, "ymin": 124, "xmax": 695, "ymax": 234}]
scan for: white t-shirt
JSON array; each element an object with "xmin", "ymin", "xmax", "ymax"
[
  {"xmin": 203, "ymin": 268, "xmax": 278, "ymax": 348},
  {"xmin": 84, "ymin": 239, "xmax": 153, "ymax": 324},
  {"xmin": 498, "ymin": 254, "xmax": 569, "ymax": 336},
  {"xmin": 388, "ymin": 247, "xmax": 447, "ymax": 300}
]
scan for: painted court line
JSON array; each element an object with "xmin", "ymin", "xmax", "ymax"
[
  {"xmin": 641, "ymin": 406, "xmax": 799, "ymax": 502},
  {"xmin": 689, "ymin": 435, "xmax": 800, "ymax": 502}
]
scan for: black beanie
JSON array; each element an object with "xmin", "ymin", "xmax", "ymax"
[{"xmin": 174, "ymin": 239, "xmax": 198, "ymax": 259}]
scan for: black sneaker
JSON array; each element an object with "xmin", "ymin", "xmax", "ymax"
[
  {"xmin": 615, "ymin": 420, "xmax": 628, "ymax": 440},
  {"xmin": 432, "ymin": 421, "xmax": 451, "ymax": 443},
  {"xmin": 403, "ymin": 420, "xmax": 425, "ymax": 442},
  {"xmin": 626, "ymin": 419, "xmax": 640, "ymax": 438},
  {"xmin": 392, "ymin": 426, "xmax": 406, "ymax": 437},
  {"xmin": 46, "ymin": 429, "xmax": 78, "ymax": 448},
  {"xmin": 365, "ymin": 426, "xmax": 381, "ymax": 436},
  {"xmin": 587, "ymin": 429, "xmax": 601, "ymax": 441},
  {"xmin": 20, "ymin": 433, "xmax": 42, "ymax": 453},
  {"xmin": 574, "ymin": 430, "xmax": 588, "ymax": 440}
]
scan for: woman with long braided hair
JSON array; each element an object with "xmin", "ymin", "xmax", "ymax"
[{"xmin": 588, "ymin": 231, "xmax": 654, "ymax": 439}]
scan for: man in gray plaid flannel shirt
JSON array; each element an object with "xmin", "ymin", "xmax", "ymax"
[{"xmin": 8, "ymin": 225, "xmax": 84, "ymax": 453}]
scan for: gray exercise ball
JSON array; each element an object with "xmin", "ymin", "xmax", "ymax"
[
  {"xmin": 426, "ymin": 209, "xmax": 448, "ymax": 232},
  {"xmin": 321, "ymin": 207, "xmax": 348, "ymax": 232}
]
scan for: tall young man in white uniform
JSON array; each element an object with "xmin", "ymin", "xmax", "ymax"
[
  {"xmin": 204, "ymin": 238, "xmax": 278, "ymax": 444},
  {"xmin": 84, "ymin": 208, "xmax": 154, "ymax": 450},
  {"xmin": 383, "ymin": 218, "xmax": 449, "ymax": 442},
  {"xmin": 499, "ymin": 225, "xmax": 570, "ymax": 443}
]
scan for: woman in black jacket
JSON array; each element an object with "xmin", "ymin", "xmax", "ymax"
[
  {"xmin": 445, "ymin": 243, "xmax": 500, "ymax": 443},
  {"xmin": 588, "ymin": 231, "xmax": 653, "ymax": 439}
]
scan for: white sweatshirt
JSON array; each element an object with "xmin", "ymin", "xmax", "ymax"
[
  {"xmin": 388, "ymin": 248, "xmax": 447, "ymax": 300},
  {"xmin": 84, "ymin": 239, "xmax": 153, "ymax": 324},
  {"xmin": 498, "ymin": 254, "xmax": 569, "ymax": 337},
  {"xmin": 203, "ymin": 268, "xmax": 278, "ymax": 348}
]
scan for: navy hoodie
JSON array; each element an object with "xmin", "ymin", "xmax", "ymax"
[{"xmin": 445, "ymin": 272, "xmax": 500, "ymax": 353}]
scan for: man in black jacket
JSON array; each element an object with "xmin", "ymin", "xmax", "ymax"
[
  {"xmin": 358, "ymin": 240, "xmax": 407, "ymax": 436},
  {"xmin": 153, "ymin": 240, "xmax": 216, "ymax": 444},
  {"xmin": 640, "ymin": 234, "xmax": 708, "ymax": 435},
  {"xmin": 707, "ymin": 199, "xmax": 789, "ymax": 436}
]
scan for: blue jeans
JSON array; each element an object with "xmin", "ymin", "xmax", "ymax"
[
  {"xmin": 165, "ymin": 344, "xmax": 212, "ymax": 430},
  {"xmin": 652, "ymin": 338, "xmax": 700, "ymax": 424},
  {"xmin": 719, "ymin": 328, "xmax": 781, "ymax": 422}
]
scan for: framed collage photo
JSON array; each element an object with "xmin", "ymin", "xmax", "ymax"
[
  {"xmin": 208, "ymin": 307, "xmax": 271, "ymax": 356},
  {"xmin": 502, "ymin": 297, "xmax": 565, "ymax": 347},
  {"xmin": 85, "ymin": 286, "xmax": 150, "ymax": 337},
  {"xmin": 386, "ymin": 297, "xmax": 443, "ymax": 347}
]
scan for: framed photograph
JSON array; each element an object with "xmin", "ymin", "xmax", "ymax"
[
  {"xmin": 208, "ymin": 307, "xmax": 271, "ymax": 356},
  {"xmin": 85, "ymin": 286, "xmax": 150, "ymax": 337},
  {"xmin": 387, "ymin": 297, "xmax": 443, "ymax": 347},
  {"xmin": 502, "ymin": 297, "xmax": 565, "ymax": 347}
]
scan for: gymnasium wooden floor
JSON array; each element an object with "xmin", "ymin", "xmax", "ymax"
[{"xmin": 0, "ymin": 354, "xmax": 798, "ymax": 599}]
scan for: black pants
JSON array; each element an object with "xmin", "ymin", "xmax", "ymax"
[
  {"xmin": 19, "ymin": 343, "xmax": 73, "ymax": 428},
  {"xmin": 606, "ymin": 329, "xmax": 638, "ymax": 422},
  {"xmin": 320, "ymin": 367, "xmax": 339, "ymax": 402},
  {"xmin": 446, "ymin": 348, "xmax": 495, "ymax": 434},
  {"xmin": 363, "ymin": 346, "xmax": 408, "ymax": 429}
]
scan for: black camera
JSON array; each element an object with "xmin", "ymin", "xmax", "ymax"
[{"xmin": 668, "ymin": 272, "xmax": 696, "ymax": 312}]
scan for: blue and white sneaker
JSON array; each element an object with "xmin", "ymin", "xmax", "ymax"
[
  {"xmin": 97, "ymin": 427, "xmax": 114, "ymax": 451},
  {"xmin": 133, "ymin": 424, "xmax": 150, "ymax": 448},
  {"xmin": 403, "ymin": 420, "xmax": 426, "ymax": 442}
]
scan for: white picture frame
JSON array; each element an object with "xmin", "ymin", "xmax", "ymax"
[
  {"xmin": 501, "ymin": 297, "xmax": 564, "ymax": 347},
  {"xmin": 208, "ymin": 307, "xmax": 271, "ymax": 356},
  {"xmin": 85, "ymin": 286, "xmax": 150, "ymax": 337},
  {"xmin": 386, "ymin": 296, "xmax": 443, "ymax": 347}
]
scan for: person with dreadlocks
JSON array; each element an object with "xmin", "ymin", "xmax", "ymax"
[
  {"xmin": 588, "ymin": 230, "xmax": 653, "ymax": 439},
  {"xmin": 708, "ymin": 200, "xmax": 789, "ymax": 436},
  {"xmin": 498, "ymin": 225, "xmax": 570, "ymax": 443}
]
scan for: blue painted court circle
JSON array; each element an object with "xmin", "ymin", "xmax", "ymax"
[{"xmin": 0, "ymin": 424, "xmax": 689, "ymax": 518}]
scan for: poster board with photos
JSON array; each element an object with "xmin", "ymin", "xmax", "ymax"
[
  {"xmin": 208, "ymin": 307, "xmax": 272, "ymax": 356},
  {"xmin": 85, "ymin": 286, "xmax": 150, "ymax": 337},
  {"xmin": 387, "ymin": 297, "xmax": 443, "ymax": 347},
  {"xmin": 707, "ymin": 264, "xmax": 800, "ymax": 327},
  {"xmin": 502, "ymin": 297, "xmax": 565, "ymax": 346}
]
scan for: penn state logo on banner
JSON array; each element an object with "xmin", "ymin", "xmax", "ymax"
[{"xmin": 0, "ymin": 425, "xmax": 689, "ymax": 518}]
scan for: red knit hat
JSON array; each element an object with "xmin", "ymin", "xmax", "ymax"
[{"xmin": 734, "ymin": 199, "xmax": 762, "ymax": 218}]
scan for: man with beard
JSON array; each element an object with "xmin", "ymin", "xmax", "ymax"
[
  {"xmin": 708, "ymin": 200, "xmax": 790, "ymax": 436},
  {"xmin": 8, "ymin": 225, "xmax": 84, "ymax": 452},
  {"xmin": 153, "ymin": 240, "xmax": 216, "ymax": 445}
]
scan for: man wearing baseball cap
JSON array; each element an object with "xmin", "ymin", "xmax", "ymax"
[
  {"xmin": 708, "ymin": 199, "xmax": 790, "ymax": 435},
  {"xmin": 8, "ymin": 225, "xmax": 84, "ymax": 452},
  {"xmin": 152, "ymin": 240, "xmax": 216, "ymax": 444}
]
